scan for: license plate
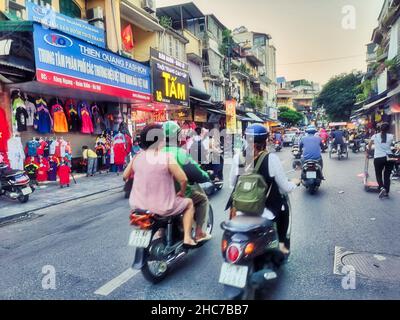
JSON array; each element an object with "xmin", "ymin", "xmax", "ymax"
[
  {"xmin": 21, "ymin": 187, "xmax": 32, "ymax": 195},
  {"xmin": 128, "ymin": 229, "xmax": 152, "ymax": 248},
  {"xmin": 306, "ymin": 171, "xmax": 317, "ymax": 179},
  {"xmin": 219, "ymin": 262, "xmax": 248, "ymax": 288}
]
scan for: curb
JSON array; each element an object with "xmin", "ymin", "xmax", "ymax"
[{"xmin": 0, "ymin": 185, "xmax": 123, "ymax": 225}]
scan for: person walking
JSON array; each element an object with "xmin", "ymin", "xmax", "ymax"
[
  {"xmin": 82, "ymin": 146, "xmax": 98, "ymax": 177},
  {"xmin": 368, "ymin": 123, "xmax": 395, "ymax": 199}
]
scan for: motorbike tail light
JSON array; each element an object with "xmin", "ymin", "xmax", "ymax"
[
  {"xmin": 227, "ymin": 245, "xmax": 241, "ymax": 263},
  {"xmin": 221, "ymin": 240, "xmax": 228, "ymax": 253},
  {"xmin": 244, "ymin": 243, "xmax": 255, "ymax": 256}
]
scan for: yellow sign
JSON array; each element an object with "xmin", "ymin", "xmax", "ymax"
[{"xmin": 226, "ymin": 100, "xmax": 237, "ymax": 134}]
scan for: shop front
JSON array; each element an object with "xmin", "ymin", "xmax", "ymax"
[{"xmin": 0, "ymin": 20, "xmax": 151, "ymax": 179}]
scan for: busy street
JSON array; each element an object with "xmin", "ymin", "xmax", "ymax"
[
  {"xmin": 1, "ymin": 0, "xmax": 400, "ymax": 304},
  {"xmin": 1, "ymin": 146, "xmax": 399, "ymax": 300}
]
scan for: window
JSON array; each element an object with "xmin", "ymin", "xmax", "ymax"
[
  {"xmin": 59, "ymin": 0, "xmax": 81, "ymax": 19},
  {"xmin": 169, "ymin": 35, "xmax": 173, "ymax": 56}
]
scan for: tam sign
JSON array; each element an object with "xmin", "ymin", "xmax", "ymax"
[{"xmin": 150, "ymin": 48, "xmax": 189, "ymax": 108}]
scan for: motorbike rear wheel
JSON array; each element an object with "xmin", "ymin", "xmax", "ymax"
[
  {"xmin": 141, "ymin": 230, "xmax": 169, "ymax": 284},
  {"xmin": 18, "ymin": 195, "xmax": 29, "ymax": 203}
]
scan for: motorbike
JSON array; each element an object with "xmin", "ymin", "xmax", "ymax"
[
  {"xmin": 219, "ymin": 197, "xmax": 291, "ymax": 300},
  {"xmin": 329, "ymin": 142, "xmax": 348, "ymax": 160},
  {"xmin": 321, "ymin": 139, "xmax": 328, "ymax": 153},
  {"xmin": 390, "ymin": 141, "xmax": 400, "ymax": 178},
  {"xmin": 274, "ymin": 140, "xmax": 282, "ymax": 152},
  {"xmin": 301, "ymin": 160, "xmax": 323, "ymax": 194},
  {"xmin": 0, "ymin": 163, "xmax": 34, "ymax": 203},
  {"xmin": 130, "ymin": 194, "xmax": 214, "ymax": 284},
  {"xmin": 291, "ymin": 144, "xmax": 302, "ymax": 169},
  {"xmin": 349, "ymin": 139, "xmax": 362, "ymax": 153}
]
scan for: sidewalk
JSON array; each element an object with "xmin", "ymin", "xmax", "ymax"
[{"xmin": 0, "ymin": 172, "xmax": 125, "ymax": 224}]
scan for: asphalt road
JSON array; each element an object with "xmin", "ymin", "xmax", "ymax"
[{"xmin": 1, "ymin": 148, "xmax": 399, "ymax": 300}]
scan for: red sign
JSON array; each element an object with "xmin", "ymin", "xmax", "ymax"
[{"xmin": 36, "ymin": 69, "xmax": 152, "ymax": 102}]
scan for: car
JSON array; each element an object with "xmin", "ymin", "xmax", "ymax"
[{"xmin": 283, "ymin": 131, "xmax": 297, "ymax": 146}]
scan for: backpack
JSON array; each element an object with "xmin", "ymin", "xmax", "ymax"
[{"xmin": 232, "ymin": 152, "xmax": 272, "ymax": 216}]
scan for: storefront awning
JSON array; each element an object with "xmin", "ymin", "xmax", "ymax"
[
  {"xmin": 357, "ymin": 96, "xmax": 390, "ymax": 113},
  {"xmin": 206, "ymin": 108, "xmax": 226, "ymax": 115},
  {"xmin": 121, "ymin": 0, "xmax": 164, "ymax": 32},
  {"xmin": 190, "ymin": 96, "xmax": 215, "ymax": 107},
  {"xmin": 246, "ymin": 112, "xmax": 264, "ymax": 123}
]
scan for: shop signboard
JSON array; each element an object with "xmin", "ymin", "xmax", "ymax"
[
  {"xmin": 33, "ymin": 23, "xmax": 152, "ymax": 102},
  {"xmin": 226, "ymin": 100, "xmax": 237, "ymax": 134},
  {"xmin": 27, "ymin": 1, "xmax": 105, "ymax": 48},
  {"xmin": 169, "ymin": 109, "xmax": 193, "ymax": 121},
  {"xmin": 131, "ymin": 110, "xmax": 167, "ymax": 124},
  {"xmin": 150, "ymin": 48, "xmax": 189, "ymax": 108},
  {"xmin": 194, "ymin": 108, "xmax": 208, "ymax": 122}
]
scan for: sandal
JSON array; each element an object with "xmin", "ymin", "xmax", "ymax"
[{"xmin": 196, "ymin": 234, "xmax": 212, "ymax": 243}]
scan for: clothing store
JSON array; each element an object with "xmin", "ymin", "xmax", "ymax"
[{"xmin": 0, "ymin": 21, "xmax": 152, "ymax": 181}]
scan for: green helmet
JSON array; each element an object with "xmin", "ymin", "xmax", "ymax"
[{"xmin": 162, "ymin": 121, "xmax": 181, "ymax": 138}]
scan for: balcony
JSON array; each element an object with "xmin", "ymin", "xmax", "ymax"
[{"xmin": 183, "ymin": 29, "xmax": 203, "ymax": 64}]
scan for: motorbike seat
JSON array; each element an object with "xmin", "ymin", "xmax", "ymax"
[
  {"xmin": 1, "ymin": 169, "xmax": 23, "ymax": 178},
  {"xmin": 222, "ymin": 216, "xmax": 273, "ymax": 233}
]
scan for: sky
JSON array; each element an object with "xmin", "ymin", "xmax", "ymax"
[{"xmin": 157, "ymin": 0, "xmax": 384, "ymax": 85}]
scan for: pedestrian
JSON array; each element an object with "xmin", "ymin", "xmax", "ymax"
[
  {"xmin": 369, "ymin": 122, "xmax": 395, "ymax": 199},
  {"xmin": 82, "ymin": 145, "xmax": 98, "ymax": 177}
]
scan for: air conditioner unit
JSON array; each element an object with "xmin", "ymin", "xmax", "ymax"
[
  {"xmin": 86, "ymin": 7, "xmax": 104, "ymax": 21},
  {"xmin": 142, "ymin": 0, "xmax": 156, "ymax": 14}
]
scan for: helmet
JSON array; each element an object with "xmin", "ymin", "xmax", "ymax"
[
  {"xmin": 305, "ymin": 125, "xmax": 317, "ymax": 134},
  {"xmin": 162, "ymin": 121, "xmax": 181, "ymax": 138},
  {"xmin": 245, "ymin": 124, "xmax": 269, "ymax": 143}
]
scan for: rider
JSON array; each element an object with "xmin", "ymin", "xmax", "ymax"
[
  {"xmin": 330, "ymin": 126, "xmax": 346, "ymax": 153},
  {"xmin": 299, "ymin": 125, "xmax": 325, "ymax": 178},
  {"xmin": 162, "ymin": 121, "xmax": 212, "ymax": 242},
  {"xmin": 228, "ymin": 124, "xmax": 300, "ymax": 255},
  {"xmin": 274, "ymin": 131, "xmax": 283, "ymax": 146}
]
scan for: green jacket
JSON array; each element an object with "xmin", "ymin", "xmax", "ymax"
[{"xmin": 163, "ymin": 146, "xmax": 210, "ymax": 197}]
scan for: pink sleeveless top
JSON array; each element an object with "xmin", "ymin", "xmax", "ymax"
[{"xmin": 129, "ymin": 151, "xmax": 189, "ymax": 216}]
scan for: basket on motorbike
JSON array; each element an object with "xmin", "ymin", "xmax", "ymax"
[{"xmin": 130, "ymin": 209, "xmax": 155, "ymax": 230}]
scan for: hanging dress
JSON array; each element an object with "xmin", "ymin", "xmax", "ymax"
[
  {"xmin": 52, "ymin": 104, "xmax": 69, "ymax": 133},
  {"xmin": 0, "ymin": 107, "xmax": 11, "ymax": 153},
  {"xmin": 81, "ymin": 109, "xmax": 94, "ymax": 134}
]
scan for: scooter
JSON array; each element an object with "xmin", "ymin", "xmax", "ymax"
[
  {"xmin": 274, "ymin": 140, "xmax": 282, "ymax": 152},
  {"xmin": 321, "ymin": 139, "xmax": 328, "ymax": 153},
  {"xmin": 130, "ymin": 198, "xmax": 214, "ymax": 284},
  {"xmin": 291, "ymin": 144, "xmax": 302, "ymax": 169},
  {"xmin": 0, "ymin": 163, "xmax": 34, "ymax": 203},
  {"xmin": 301, "ymin": 160, "xmax": 323, "ymax": 194},
  {"xmin": 219, "ymin": 197, "xmax": 291, "ymax": 300}
]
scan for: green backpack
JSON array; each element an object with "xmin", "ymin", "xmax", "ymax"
[{"xmin": 232, "ymin": 152, "xmax": 272, "ymax": 216}]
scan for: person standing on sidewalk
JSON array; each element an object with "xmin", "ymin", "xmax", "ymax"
[
  {"xmin": 82, "ymin": 146, "xmax": 98, "ymax": 177},
  {"xmin": 368, "ymin": 123, "xmax": 395, "ymax": 199}
]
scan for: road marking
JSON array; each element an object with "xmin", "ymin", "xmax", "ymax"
[{"xmin": 94, "ymin": 268, "xmax": 139, "ymax": 296}]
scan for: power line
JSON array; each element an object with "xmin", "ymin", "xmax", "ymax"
[{"xmin": 278, "ymin": 54, "xmax": 364, "ymax": 66}]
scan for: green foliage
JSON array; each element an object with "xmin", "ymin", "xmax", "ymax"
[
  {"xmin": 219, "ymin": 29, "xmax": 233, "ymax": 56},
  {"xmin": 314, "ymin": 72, "xmax": 363, "ymax": 121},
  {"xmin": 159, "ymin": 16, "xmax": 172, "ymax": 29},
  {"xmin": 278, "ymin": 107, "xmax": 304, "ymax": 126},
  {"xmin": 244, "ymin": 95, "xmax": 264, "ymax": 111}
]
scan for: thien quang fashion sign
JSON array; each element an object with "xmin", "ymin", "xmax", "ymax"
[
  {"xmin": 27, "ymin": 1, "xmax": 105, "ymax": 48},
  {"xmin": 150, "ymin": 48, "xmax": 190, "ymax": 108},
  {"xmin": 33, "ymin": 24, "xmax": 152, "ymax": 102}
]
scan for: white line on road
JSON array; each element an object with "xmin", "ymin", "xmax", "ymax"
[{"xmin": 94, "ymin": 268, "xmax": 140, "ymax": 296}]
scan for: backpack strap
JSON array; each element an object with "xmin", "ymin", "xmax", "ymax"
[{"xmin": 254, "ymin": 151, "xmax": 268, "ymax": 173}]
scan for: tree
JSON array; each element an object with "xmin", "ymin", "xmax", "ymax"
[
  {"xmin": 314, "ymin": 72, "xmax": 363, "ymax": 121},
  {"xmin": 278, "ymin": 107, "xmax": 304, "ymax": 126}
]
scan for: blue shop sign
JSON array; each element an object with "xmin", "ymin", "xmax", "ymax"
[
  {"xmin": 33, "ymin": 23, "xmax": 152, "ymax": 102},
  {"xmin": 27, "ymin": 1, "xmax": 105, "ymax": 48}
]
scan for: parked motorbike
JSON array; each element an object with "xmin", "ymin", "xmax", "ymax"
[
  {"xmin": 0, "ymin": 163, "xmax": 34, "ymax": 203},
  {"xmin": 130, "ymin": 198, "xmax": 214, "ymax": 283},
  {"xmin": 301, "ymin": 160, "xmax": 323, "ymax": 194},
  {"xmin": 219, "ymin": 197, "xmax": 291, "ymax": 300}
]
